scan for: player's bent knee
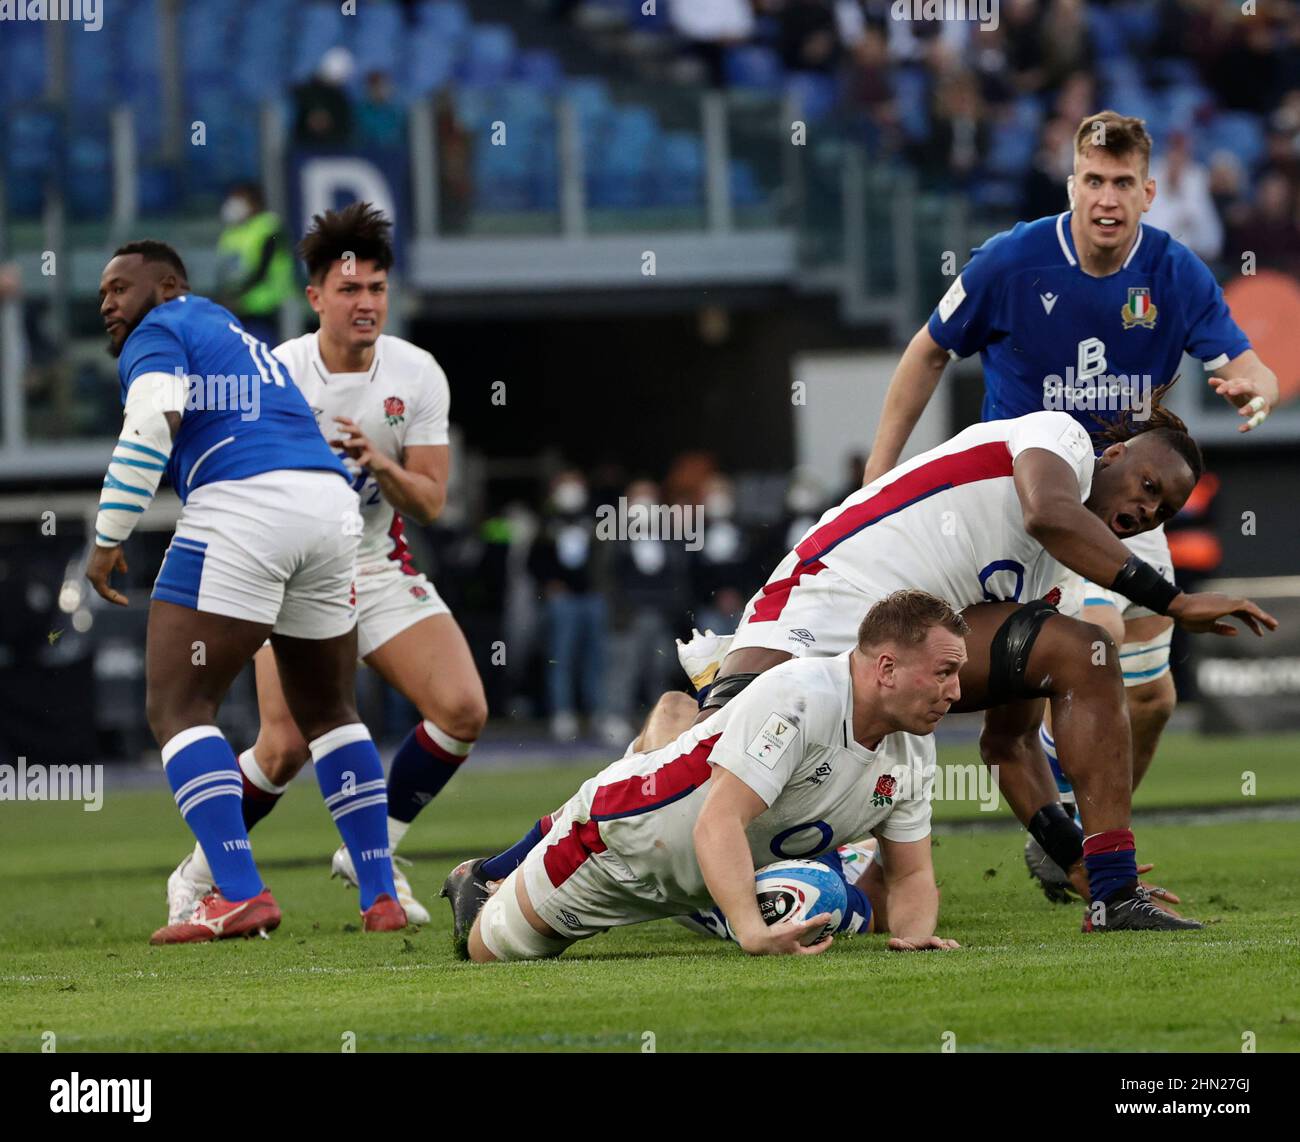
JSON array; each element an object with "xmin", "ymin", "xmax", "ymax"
[{"xmin": 258, "ymin": 742, "xmax": 311, "ymax": 786}]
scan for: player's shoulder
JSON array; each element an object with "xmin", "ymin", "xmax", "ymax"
[
  {"xmin": 756, "ymin": 654, "xmax": 851, "ymax": 732},
  {"xmin": 378, "ymin": 335, "xmax": 447, "ymax": 382},
  {"xmin": 271, "ymin": 331, "xmax": 316, "ymax": 370},
  {"xmin": 970, "ymin": 213, "xmax": 1066, "ymax": 269},
  {"xmin": 1141, "ymin": 222, "xmax": 1212, "ymax": 279}
]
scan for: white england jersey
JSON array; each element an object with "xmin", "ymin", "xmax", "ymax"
[
  {"xmin": 273, "ymin": 333, "xmax": 450, "ymax": 573},
  {"xmin": 797, "ymin": 411, "xmax": 1094, "ymax": 611},
  {"xmin": 544, "ymin": 654, "xmax": 935, "ymax": 913}
]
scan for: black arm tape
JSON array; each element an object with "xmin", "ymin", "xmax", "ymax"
[
  {"xmin": 986, "ymin": 599, "xmax": 1059, "ymax": 707},
  {"xmin": 1110, "ymin": 554, "xmax": 1180, "ymax": 616},
  {"xmin": 1028, "ymin": 803, "xmax": 1084, "ymax": 871},
  {"xmin": 699, "ymin": 672, "xmax": 761, "ymax": 712}
]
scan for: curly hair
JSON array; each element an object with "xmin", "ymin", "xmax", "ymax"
[
  {"xmin": 1091, "ymin": 375, "xmax": 1204, "ymax": 484},
  {"xmin": 297, "ymin": 201, "xmax": 394, "ymax": 283}
]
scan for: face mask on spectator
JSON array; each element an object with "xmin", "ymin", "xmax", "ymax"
[
  {"xmin": 220, "ymin": 196, "xmax": 252, "ymax": 226},
  {"xmin": 553, "ymin": 481, "xmax": 587, "ymax": 514}
]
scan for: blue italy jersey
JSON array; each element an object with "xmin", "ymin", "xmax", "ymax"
[
  {"xmin": 926, "ymin": 212, "xmax": 1251, "ymax": 432},
  {"xmin": 117, "ymin": 295, "xmax": 347, "ymax": 502}
]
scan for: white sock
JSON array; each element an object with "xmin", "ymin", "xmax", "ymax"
[
  {"xmin": 388, "ymin": 816, "xmax": 410, "ymax": 853},
  {"xmin": 189, "ymin": 841, "xmax": 213, "ymax": 884}
]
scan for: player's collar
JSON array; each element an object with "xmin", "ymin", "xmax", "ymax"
[
  {"xmin": 310, "ymin": 330, "xmax": 381, "ymax": 385},
  {"xmin": 1058, "ymin": 211, "xmax": 1144, "ymax": 271}
]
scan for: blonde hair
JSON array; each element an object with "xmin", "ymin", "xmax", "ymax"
[{"xmin": 1074, "ymin": 110, "xmax": 1153, "ymax": 176}]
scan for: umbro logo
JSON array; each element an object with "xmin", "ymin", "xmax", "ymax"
[
  {"xmin": 788, "ymin": 628, "xmax": 816, "ymax": 646},
  {"xmin": 1040, "ymin": 292, "xmax": 1059, "ymax": 315},
  {"xmin": 557, "ymin": 909, "xmax": 581, "ymax": 931},
  {"xmin": 809, "ymin": 761, "xmax": 834, "ymax": 785}
]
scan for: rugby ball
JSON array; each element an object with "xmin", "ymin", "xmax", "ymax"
[{"xmin": 727, "ymin": 859, "xmax": 847, "ymax": 946}]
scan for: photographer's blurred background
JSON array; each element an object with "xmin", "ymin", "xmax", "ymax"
[{"xmin": 3, "ymin": 0, "xmax": 1299, "ymax": 765}]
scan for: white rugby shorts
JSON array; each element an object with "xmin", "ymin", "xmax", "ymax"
[
  {"xmin": 354, "ymin": 564, "xmax": 450, "ymax": 659},
  {"xmin": 152, "ymin": 469, "xmax": 360, "ymax": 640},
  {"xmin": 478, "ymin": 795, "xmax": 682, "ymax": 962}
]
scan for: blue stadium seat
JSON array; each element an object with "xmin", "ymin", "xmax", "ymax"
[
  {"xmin": 68, "ymin": 19, "xmax": 116, "ymax": 109},
  {"xmin": 516, "ymin": 49, "xmax": 564, "ymax": 94},
  {"xmin": 589, "ymin": 106, "xmax": 661, "ymax": 209},
  {"xmin": 1205, "ymin": 112, "xmax": 1265, "ymax": 172},
  {"xmin": 137, "ymin": 165, "xmax": 181, "ymax": 215},
  {"xmin": 458, "ymin": 24, "xmax": 517, "ymax": 88},
  {"xmin": 724, "ymin": 46, "xmax": 784, "ymax": 92},
  {"xmin": 403, "ymin": 31, "xmax": 456, "ymax": 98},
  {"xmin": 5, "ymin": 109, "xmax": 61, "ymax": 217},
  {"xmin": 730, "ymin": 160, "xmax": 764, "ymax": 208},
  {"xmin": 785, "ymin": 72, "xmax": 838, "ymax": 124},
  {"xmin": 290, "ymin": 2, "xmax": 346, "ymax": 83},
  {"xmin": 0, "ymin": 20, "xmax": 46, "ymax": 106},
  {"xmin": 657, "ymin": 132, "xmax": 704, "ymax": 207},
  {"xmin": 417, "ymin": 0, "xmax": 471, "ymax": 41},
  {"xmin": 352, "ymin": 2, "xmax": 407, "ymax": 79},
  {"xmin": 1113, "ymin": 1, "xmax": 1160, "ymax": 51},
  {"xmin": 1086, "ymin": 6, "xmax": 1128, "ymax": 62},
  {"xmin": 67, "ymin": 133, "xmax": 112, "ymax": 220}
]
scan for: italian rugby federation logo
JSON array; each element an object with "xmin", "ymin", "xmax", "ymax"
[
  {"xmin": 1121, "ymin": 287, "xmax": 1157, "ymax": 329},
  {"xmin": 383, "ymin": 395, "xmax": 406, "ymax": 426},
  {"xmin": 871, "ymin": 773, "xmax": 897, "ymax": 807}
]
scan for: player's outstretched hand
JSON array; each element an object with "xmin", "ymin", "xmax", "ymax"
[
  {"xmin": 85, "ymin": 544, "xmax": 129, "ymax": 606},
  {"xmin": 887, "ymin": 935, "xmax": 961, "ymax": 952},
  {"xmin": 1208, "ymin": 376, "xmax": 1272, "ymax": 432},
  {"xmin": 1168, "ymin": 592, "xmax": 1278, "ymax": 636},
  {"xmin": 739, "ymin": 913, "xmax": 834, "ymax": 956}
]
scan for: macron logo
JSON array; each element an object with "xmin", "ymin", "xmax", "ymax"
[
  {"xmin": 50, "ymin": 1072, "xmax": 151, "ymax": 1123},
  {"xmin": 1040, "ymin": 292, "xmax": 1059, "ymax": 315}
]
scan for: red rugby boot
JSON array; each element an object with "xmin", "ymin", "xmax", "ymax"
[
  {"xmin": 362, "ymin": 893, "xmax": 408, "ymax": 932},
  {"xmin": 150, "ymin": 888, "xmax": 281, "ymax": 945}
]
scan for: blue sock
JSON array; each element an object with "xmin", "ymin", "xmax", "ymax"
[
  {"xmin": 813, "ymin": 849, "xmax": 873, "ymax": 934},
  {"xmin": 163, "ymin": 727, "xmax": 263, "ymax": 902},
  {"xmin": 387, "ymin": 720, "xmax": 473, "ymax": 824},
  {"xmin": 481, "ymin": 813, "xmax": 554, "ymax": 882},
  {"xmin": 1083, "ymin": 829, "xmax": 1138, "ymax": 902},
  {"xmin": 310, "ymin": 725, "xmax": 397, "ymax": 910},
  {"xmin": 839, "ymin": 881, "xmax": 873, "ymax": 934}
]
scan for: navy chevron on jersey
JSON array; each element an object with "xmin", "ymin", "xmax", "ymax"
[
  {"xmin": 116, "ymin": 295, "xmax": 347, "ymax": 502},
  {"xmin": 927, "ymin": 212, "xmax": 1251, "ymax": 430}
]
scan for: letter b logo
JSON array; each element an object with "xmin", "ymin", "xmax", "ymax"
[{"xmin": 1077, "ymin": 337, "xmax": 1106, "ymax": 381}]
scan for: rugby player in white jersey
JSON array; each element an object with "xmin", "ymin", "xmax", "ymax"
[
  {"xmin": 469, "ymin": 591, "xmax": 966, "ymax": 962},
  {"xmin": 166, "ymin": 204, "xmax": 486, "ymax": 925},
  {"xmin": 452, "ymin": 411, "xmax": 1276, "ymax": 939}
]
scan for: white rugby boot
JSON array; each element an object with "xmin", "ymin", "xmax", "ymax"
[
  {"xmin": 330, "ymin": 844, "xmax": 432, "ymax": 925},
  {"xmin": 166, "ymin": 847, "xmax": 214, "ymax": 926},
  {"xmin": 675, "ymin": 628, "xmax": 734, "ymax": 693}
]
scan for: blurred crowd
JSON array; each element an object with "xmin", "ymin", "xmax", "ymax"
[
  {"xmin": 548, "ymin": 0, "xmax": 1300, "ymax": 267},
  {"xmin": 414, "ymin": 456, "xmax": 864, "ymax": 745}
]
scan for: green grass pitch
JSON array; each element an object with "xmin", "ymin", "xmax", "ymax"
[{"xmin": 2, "ymin": 732, "xmax": 1298, "ymax": 1053}]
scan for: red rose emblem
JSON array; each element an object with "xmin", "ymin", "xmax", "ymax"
[
  {"xmin": 1043, "ymin": 586, "xmax": 1062, "ymax": 607},
  {"xmin": 874, "ymin": 774, "xmax": 897, "ymax": 799},
  {"xmin": 410, "ymin": 584, "xmax": 429, "ymax": 600},
  {"xmin": 383, "ymin": 396, "xmax": 405, "ymax": 420}
]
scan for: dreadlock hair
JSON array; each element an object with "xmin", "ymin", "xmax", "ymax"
[
  {"xmin": 1092, "ymin": 375, "xmax": 1204, "ymax": 484},
  {"xmin": 297, "ymin": 201, "xmax": 394, "ymax": 283},
  {"xmin": 112, "ymin": 239, "xmax": 189, "ymax": 282}
]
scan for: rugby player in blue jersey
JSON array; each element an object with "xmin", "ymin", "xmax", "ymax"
[
  {"xmin": 861, "ymin": 110, "xmax": 1282, "ymax": 901},
  {"xmin": 86, "ymin": 241, "xmax": 406, "ymax": 942}
]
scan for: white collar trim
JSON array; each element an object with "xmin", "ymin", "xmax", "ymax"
[{"xmin": 1056, "ymin": 212, "xmax": 1076, "ymax": 266}]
